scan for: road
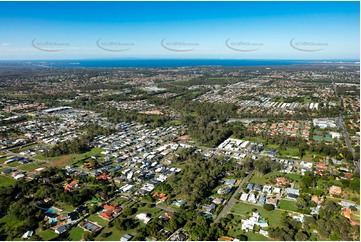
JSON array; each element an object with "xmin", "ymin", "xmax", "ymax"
[
  {"xmin": 332, "ymin": 80, "xmax": 358, "ymax": 173},
  {"xmin": 214, "ymin": 170, "xmax": 254, "ymax": 223}
]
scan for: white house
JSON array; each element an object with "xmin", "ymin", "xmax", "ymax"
[
  {"xmin": 240, "ymin": 193, "xmax": 249, "ymax": 201},
  {"xmin": 136, "ymin": 213, "xmax": 152, "ymax": 224}
]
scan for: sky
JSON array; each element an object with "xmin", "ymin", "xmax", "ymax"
[{"xmin": 0, "ymin": 1, "xmax": 359, "ymax": 60}]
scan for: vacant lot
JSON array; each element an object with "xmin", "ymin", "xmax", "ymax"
[{"xmin": 278, "ymin": 200, "xmax": 298, "ymax": 212}]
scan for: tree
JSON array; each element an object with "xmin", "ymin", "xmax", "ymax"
[
  {"xmin": 122, "ymin": 207, "xmax": 137, "ymax": 217},
  {"xmin": 237, "ymin": 234, "xmax": 248, "ymax": 241},
  {"xmin": 82, "ymin": 232, "xmax": 95, "ymax": 241},
  {"xmin": 88, "ymin": 205, "xmax": 99, "ymax": 214},
  {"xmin": 263, "ymin": 204, "xmax": 274, "ymax": 211},
  {"xmin": 295, "ymin": 231, "xmax": 309, "ymax": 241}
]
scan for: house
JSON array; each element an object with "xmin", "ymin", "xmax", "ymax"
[
  {"xmin": 248, "ymin": 194, "xmax": 257, "ymax": 203},
  {"xmin": 21, "ymin": 230, "xmax": 33, "ymax": 239},
  {"xmin": 338, "ymin": 201, "xmax": 360, "ymax": 210},
  {"xmin": 121, "ymin": 234, "xmax": 133, "ymax": 241},
  {"xmin": 241, "ymin": 212, "xmax": 268, "ymax": 231},
  {"xmin": 159, "ymin": 211, "xmax": 173, "ymax": 221},
  {"xmin": 99, "ymin": 204, "xmax": 120, "ymax": 221},
  {"xmin": 257, "ymin": 196, "xmax": 266, "ymax": 205},
  {"xmin": 276, "ymin": 177, "xmax": 288, "ymax": 185},
  {"xmin": 344, "ymin": 173, "xmax": 353, "ymax": 179},
  {"xmin": 329, "ymin": 185, "xmax": 342, "ymax": 196},
  {"xmin": 218, "ymin": 186, "xmax": 232, "ymax": 195},
  {"xmin": 96, "ymin": 173, "xmax": 110, "ymax": 180},
  {"xmin": 316, "ymin": 163, "xmax": 327, "ymax": 171},
  {"xmin": 67, "ymin": 211, "xmax": 80, "ymax": 223},
  {"xmin": 273, "ymin": 187, "xmax": 282, "ymax": 194},
  {"xmin": 285, "ymin": 188, "xmax": 300, "ymax": 199},
  {"xmin": 225, "ymin": 179, "xmax": 236, "ymax": 186},
  {"xmin": 202, "ymin": 203, "xmax": 216, "ymax": 214},
  {"xmin": 344, "ymin": 208, "xmax": 351, "ymax": 219},
  {"xmin": 253, "ymin": 184, "xmax": 263, "ymax": 191},
  {"xmin": 55, "ymin": 224, "xmax": 70, "ymax": 234},
  {"xmin": 168, "ymin": 230, "xmax": 188, "ymax": 241},
  {"xmin": 266, "ymin": 198, "xmax": 279, "ymax": 207},
  {"xmin": 14, "ymin": 173, "xmax": 25, "ymax": 180},
  {"xmin": 311, "ymin": 196, "xmax": 321, "ymax": 205},
  {"xmin": 173, "ymin": 200, "xmax": 185, "ymax": 207},
  {"xmin": 1, "ymin": 168, "xmax": 13, "ymax": 175},
  {"xmin": 240, "ymin": 193, "xmax": 249, "ymax": 202},
  {"xmin": 262, "ymin": 185, "xmax": 272, "ymax": 194},
  {"xmin": 310, "ymin": 205, "xmax": 321, "ymax": 215},
  {"xmin": 64, "ymin": 180, "xmax": 78, "ymax": 192},
  {"xmin": 246, "ymin": 183, "xmax": 254, "ymax": 191},
  {"xmin": 213, "ymin": 198, "xmax": 224, "ymax": 205},
  {"xmin": 136, "ymin": 213, "xmax": 152, "ymax": 224},
  {"xmin": 293, "ymin": 214, "xmax": 304, "ymax": 223}
]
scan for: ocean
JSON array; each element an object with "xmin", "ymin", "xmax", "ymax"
[{"xmin": 0, "ymin": 59, "xmax": 359, "ymax": 69}]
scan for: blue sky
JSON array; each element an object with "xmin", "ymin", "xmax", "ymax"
[{"xmin": 0, "ymin": 1, "xmax": 359, "ymax": 60}]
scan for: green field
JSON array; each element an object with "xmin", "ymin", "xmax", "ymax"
[
  {"xmin": 68, "ymin": 226, "xmax": 86, "ymax": 241},
  {"xmin": 278, "ymin": 200, "xmax": 298, "ymax": 212},
  {"xmin": 230, "ymin": 202, "xmax": 284, "ymax": 226},
  {"xmin": 37, "ymin": 229, "xmax": 58, "ymax": 241},
  {"xmin": 0, "ymin": 175, "xmax": 16, "ymax": 187}
]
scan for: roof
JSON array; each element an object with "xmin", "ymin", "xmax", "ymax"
[
  {"xmin": 276, "ymin": 177, "xmax": 288, "ymax": 185},
  {"xmin": 121, "ymin": 234, "xmax": 133, "ymax": 241},
  {"xmin": 344, "ymin": 208, "xmax": 351, "ymax": 219},
  {"xmin": 311, "ymin": 196, "xmax": 321, "ymax": 204},
  {"xmin": 285, "ymin": 188, "xmax": 300, "ymax": 195},
  {"xmin": 329, "ymin": 185, "xmax": 342, "ymax": 195}
]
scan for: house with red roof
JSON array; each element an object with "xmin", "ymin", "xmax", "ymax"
[
  {"xmin": 99, "ymin": 204, "xmax": 120, "ymax": 221},
  {"xmin": 64, "ymin": 180, "xmax": 78, "ymax": 192}
]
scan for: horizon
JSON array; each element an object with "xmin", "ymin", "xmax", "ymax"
[{"xmin": 0, "ymin": 1, "xmax": 359, "ymax": 60}]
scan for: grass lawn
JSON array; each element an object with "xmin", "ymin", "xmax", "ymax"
[
  {"xmin": 132, "ymin": 204, "xmax": 163, "ymax": 218},
  {"xmin": 250, "ymin": 171, "xmax": 283, "ymax": 185},
  {"xmin": 88, "ymin": 214, "xmax": 109, "ymax": 227},
  {"xmin": 0, "ymin": 175, "xmax": 16, "ymax": 187},
  {"xmin": 246, "ymin": 232, "xmax": 271, "ymax": 241},
  {"xmin": 230, "ymin": 202, "xmax": 284, "ymax": 226},
  {"xmin": 37, "ymin": 229, "xmax": 58, "ymax": 241},
  {"xmin": 54, "ymin": 201, "xmax": 75, "ymax": 213},
  {"xmin": 68, "ymin": 226, "xmax": 86, "ymax": 241},
  {"xmin": 225, "ymin": 214, "xmax": 271, "ymax": 241},
  {"xmin": 20, "ymin": 161, "xmax": 46, "ymax": 172},
  {"xmin": 35, "ymin": 148, "xmax": 104, "ymax": 168},
  {"xmin": 96, "ymin": 225, "xmax": 139, "ymax": 241},
  {"xmin": 278, "ymin": 200, "xmax": 298, "ymax": 212},
  {"xmin": 279, "ymin": 147, "xmax": 300, "ymax": 158},
  {"xmin": 284, "ymin": 173, "xmax": 301, "ymax": 182},
  {"xmin": 265, "ymin": 144, "xmax": 280, "ymax": 150},
  {"xmin": 0, "ymin": 156, "xmax": 8, "ymax": 163},
  {"xmin": 351, "ymin": 212, "xmax": 360, "ymax": 222}
]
